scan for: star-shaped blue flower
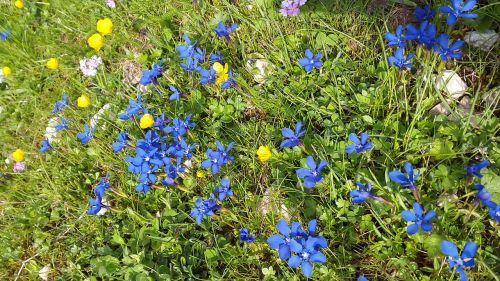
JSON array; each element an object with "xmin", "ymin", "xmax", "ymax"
[
  {"xmin": 298, "ymin": 49, "xmax": 322, "ymax": 73},
  {"xmin": 345, "ymin": 132, "xmax": 373, "ymax": 154},
  {"xmin": 401, "ymin": 202, "xmax": 436, "ymax": 235},
  {"xmin": 296, "ymin": 156, "xmax": 328, "ymax": 189},
  {"xmin": 439, "ymin": 0, "xmax": 478, "ymax": 26}
]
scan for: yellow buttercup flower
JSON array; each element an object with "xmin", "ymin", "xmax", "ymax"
[
  {"xmin": 196, "ymin": 170, "xmax": 206, "ymax": 178},
  {"xmin": 14, "ymin": 0, "xmax": 24, "ymax": 9},
  {"xmin": 88, "ymin": 33, "xmax": 104, "ymax": 51},
  {"xmin": 213, "ymin": 62, "xmax": 229, "ymax": 86},
  {"xmin": 2, "ymin": 67, "xmax": 12, "ymax": 76},
  {"xmin": 77, "ymin": 94, "xmax": 90, "ymax": 108},
  {"xmin": 139, "ymin": 114, "xmax": 154, "ymax": 129},
  {"xmin": 96, "ymin": 18, "xmax": 113, "ymax": 35},
  {"xmin": 12, "ymin": 149, "xmax": 25, "ymax": 162},
  {"xmin": 46, "ymin": 58, "xmax": 59, "ymax": 70},
  {"xmin": 257, "ymin": 146, "xmax": 272, "ymax": 162}
]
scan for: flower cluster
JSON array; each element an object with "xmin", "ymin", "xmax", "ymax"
[
  {"xmin": 176, "ymin": 33, "xmax": 236, "ymax": 89},
  {"xmin": 120, "ymin": 112, "xmax": 196, "ymax": 193},
  {"xmin": 279, "ymin": 0, "xmax": 307, "ymax": 17},
  {"xmin": 267, "ymin": 219, "xmax": 327, "ymax": 277},
  {"xmin": 385, "ymin": 1, "xmax": 477, "ymax": 70}
]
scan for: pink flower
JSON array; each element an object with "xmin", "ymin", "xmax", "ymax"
[
  {"xmin": 106, "ymin": 0, "xmax": 116, "ymax": 8},
  {"xmin": 280, "ymin": 0, "xmax": 302, "ymax": 17},
  {"xmin": 13, "ymin": 161, "xmax": 26, "ymax": 172}
]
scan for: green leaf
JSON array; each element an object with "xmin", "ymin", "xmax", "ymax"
[
  {"xmin": 91, "ymin": 255, "xmax": 120, "ymax": 276},
  {"xmin": 482, "ymin": 170, "xmax": 500, "ymax": 202},
  {"xmin": 428, "ymin": 139, "xmax": 455, "ymax": 159},
  {"xmin": 423, "ymin": 234, "xmax": 445, "ymax": 257}
]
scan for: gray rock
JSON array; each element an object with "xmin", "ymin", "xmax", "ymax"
[{"xmin": 464, "ymin": 30, "xmax": 499, "ymax": 51}]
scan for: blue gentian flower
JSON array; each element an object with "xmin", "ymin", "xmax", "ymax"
[
  {"xmin": 406, "ymin": 21, "xmax": 437, "ymax": 48},
  {"xmin": 216, "ymin": 141, "xmax": 234, "ymax": 164},
  {"xmin": 401, "ymin": 202, "xmax": 436, "ymax": 235},
  {"xmin": 415, "ymin": 5, "xmax": 436, "ymax": 22},
  {"xmin": 388, "ymin": 48, "xmax": 414, "ymax": 70},
  {"xmin": 175, "ymin": 139, "xmax": 196, "ymax": 160},
  {"xmin": 201, "ymin": 149, "xmax": 223, "ymax": 175},
  {"xmin": 87, "ymin": 197, "xmax": 105, "ymax": 215},
  {"xmin": 389, "ymin": 162, "xmax": 420, "ymax": 199},
  {"xmin": 280, "ymin": 122, "xmax": 305, "ymax": 148},
  {"xmin": 190, "ymin": 194, "xmax": 219, "ymax": 224},
  {"xmin": 345, "ymin": 132, "xmax": 373, "ymax": 154},
  {"xmin": 76, "ymin": 124, "xmax": 95, "ymax": 145},
  {"xmin": 176, "ymin": 34, "xmax": 197, "ymax": 58},
  {"xmin": 51, "ymin": 94, "xmax": 68, "ymax": 114},
  {"xmin": 473, "ymin": 183, "xmax": 491, "ymax": 206},
  {"xmin": 439, "ymin": 0, "xmax": 478, "ymax": 26},
  {"xmin": 198, "ymin": 67, "xmax": 217, "ymax": 85},
  {"xmin": 163, "ymin": 117, "xmax": 190, "ymax": 138},
  {"xmin": 112, "ymin": 132, "xmax": 128, "ymax": 153},
  {"xmin": 267, "ymin": 219, "xmax": 304, "ymax": 260},
  {"xmin": 152, "ymin": 113, "xmax": 170, "ymax": 131},
  {"xmin": 350, "ymin": 182, "xmax": 389, "ymax": 205},
  {"xmin": 0, "ymin": 30, "xmax": 10, "ymax": 41},
  {"xmin": 168, "ymin": 85, "xmax": 181, "ymax": 101},
  {"xmin": 485, "ymin": 201, "xmax": 500, "ymax": 223},
  {"xmin": 193, "ymin": 47, "xmax": 205, "ymax": 62},
  {"xmin": 93, "ymin": 176, "xmax": 110, "ymax": 198},
  {"xmin": 139, "ymin": 63, "xmax": 163, "ymax": 86},
  {"xmin": 357, "ymin": 276, "xmax": 368, "ymax": 281},
  {"xmin": 135, "ymin": 179, "xmax": 152, "ymax": 193},
  {"xmin": 288, "ymin": 237, "xmax": 327, "ymax": 278},
  {"xmin": 441, "ymin": 240, "xmax": 478, "ymax": 281},
  {"xmin": 119, "ymin": 94, "xmax": 143, "ymax": 120},
  {"xmin": 384, "ymin": 25, "xmax": 406, "ymax": 47},
  {"xmin": 434, "ymin": 34, "xmax": 464, "ymax": 61},
  {"xmin": 136, "ymin": 130, "xmax": 163, "ymax": 150},
  {"xmin": 161, "ymin": 157, "xmax": 186, "ymax": 186},
  {"xmin": 214, "ymin": 178, "xmax": 233, "ymax": 201},
  {"xmin": 239, "ymin": 228, "xmax": 256, "ymax": 243},
  {"xmin": 296, "ymin": 156, "xmax": 328, "ymax": 189},
  {"xmin": 55, "ymin": 117, "xmax": 69, "ymax": 131},
  {"xmin": 197, "ymin": 67, "xmax": 215, "ymax": 84},
  {"xmin": 298, "ymin": 49, "xmax": 322, "ymax": 73},
  {"xmin": 214, "ymin": 21, "xmax": 238, "ymax": 39},
  {"xmin": 210, "ymin": 52, "xmax": 224, "ymax": 64},
  {"xmin": 466, "ymin": 160, "xmax": 489, "ymax": 179},
  {"xmin": 40, "ymin": 139, "xmax": 52, "ymax": 152},
  {"xmin": 220, "ymin": 70, "xmax": 237, "ymax": 89},
  {"xmin": 302, "ymin": 219, "xmax": 328, "ymax": 249},
  {"xmin": 180, "ymin": 57, "xmax": 199, "ymax": 73}
]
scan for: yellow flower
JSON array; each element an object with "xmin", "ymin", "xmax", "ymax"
[
  {"xmin": 12, "ymin": 149, "xmax": 25, "ymax": 162},
  {"xmin": 14, "ymin": 0, "xmax": 23, "ymax": 9},
  {"xmin": 2, "ymin": 67, "xmax": 12, "ymax": 76},
  {"xmin": 139, "ymin": 114, "xmax": 154, "ymax": 129},
  {"xmin": 257, "ymin": 146, "xmax": 272, "ymax": 162},
  {"xmin": 46, "ymin": 58, "xmax": 59, "ymax": 70},
  {"xmin": 96, "ymin": 18, "xmax": 113, "ymax": 35},
  {"xmin": 196, "ymin": 170, "xmax": 206, "ymax": 178},
  {"xmin": 88, "ymin": 33, "xmax": 104, "ymax": 51},
  {"xmin": 77, "ymin": 94, "xmax": 90, "ymax": 108},
  {"xmin": 213, "ymin": 62, "xmax": 229, "ymax": 86}
]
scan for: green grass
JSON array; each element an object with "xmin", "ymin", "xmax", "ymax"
[{"xmin": 1, "ymin": 0, "xmax": 499, "ymax": 280}]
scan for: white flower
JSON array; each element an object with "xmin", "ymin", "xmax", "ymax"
[
  {"xmin": 106, "ymin": 0, "xmax": 116, "ymax": 8},
  {"xmin": 79, "ymin": 56, "xmax": 102, "ymax": 77}
]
